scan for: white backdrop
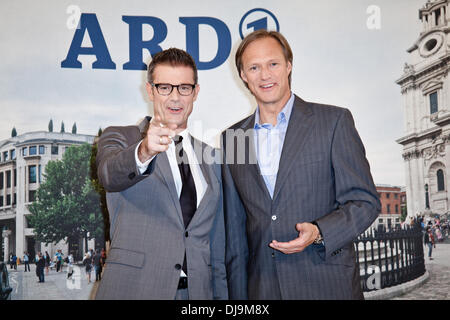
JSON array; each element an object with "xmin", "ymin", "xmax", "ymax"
[{"xmin": 0, "ymin": 0, "xmax": 426, "ymax": 186}]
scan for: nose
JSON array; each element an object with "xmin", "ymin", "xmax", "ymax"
[{"xmin": 260, "ymin": 66, "xmax": 271, "ymax": 80}]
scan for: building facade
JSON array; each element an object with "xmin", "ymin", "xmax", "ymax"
[
  {"xmin": 0, "ymin": 130, "xmax": 95, "ymax": 262},
  {"xmin": 374, "ymin": 185, "xmax": 406, "ymax": 230},
  {"xmin": 396, "ymin": 0, "xmax": 450, "ymax": 220}
]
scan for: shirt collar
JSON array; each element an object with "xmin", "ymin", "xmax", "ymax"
[{"xmin": 254, "ymin": 92, "xmax": 295, "ymax": 129}]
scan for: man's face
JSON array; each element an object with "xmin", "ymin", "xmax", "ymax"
[
  {"xmin": 240, "ymin": 37, "xmax": 292, "ymax": 108},
  {"xmin": 146, "ymin": 64, "xmax": 199, "ymax": 129}
]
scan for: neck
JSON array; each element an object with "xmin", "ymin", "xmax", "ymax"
[{"xmin": 257, "ymin": 92, "xmax": 291, "ymax": 126}]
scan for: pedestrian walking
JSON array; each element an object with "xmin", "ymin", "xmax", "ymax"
[
  {"xmin": 23, "ymin": 252, "xmax": 30, "ymax": 272},
  {"xmin": 92, "ymin": 250, "xmax": 102, "ymax": 282},
  {"xmin": 36, "ymin": 252, "xmax": 45, "ymax": 283},
  {"xmin": 67, "ymin": 254, "xmax": 74, "ymax": 279},
  {"xmin": 44, "ymin": 251, "xmax": 50, "ymax": 275},
  {"xmin": 424, "ymin": 227, "xmax": 435, "ymax": 260},
  {"xmin": 55, "ymin": 249, "xmax": 63, "ymax": 272},
  {"xmin": 11, "ymin": 254, "xmax": 17, "ymax": 271},
  {"xmin": 82, "ymin": 252, "xmax": 92, "ymax": 283}
]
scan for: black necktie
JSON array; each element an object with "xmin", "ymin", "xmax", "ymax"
[{"xmin": 174, "ymin": 135, "xmax": 197, "ymax": 275}]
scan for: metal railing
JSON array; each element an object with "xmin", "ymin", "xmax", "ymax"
[{"xmin": 354, "ymin": 225, "xmax": 425, "ymax": 292}]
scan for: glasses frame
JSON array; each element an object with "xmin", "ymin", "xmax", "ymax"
[{"xmin": 151, "ymin": 83, "xmax": 196, "ymax": 96}]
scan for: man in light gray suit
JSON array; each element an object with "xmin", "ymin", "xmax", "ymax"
[
  {"xmin": 95, "ymin": 48, "xmax": 227, "ymax": 300},
  {"xmin": 222, "ymin": 30, "xmax": 381, "ymax": 299}
]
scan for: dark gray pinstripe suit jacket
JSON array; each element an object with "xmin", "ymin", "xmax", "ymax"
[{"xmin": 222, "ymin": 95, "xmax": 380, "ymax": 300}]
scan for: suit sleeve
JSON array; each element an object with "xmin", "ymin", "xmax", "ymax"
[
  {"xmin": 315, "ymin": 109, "xmax": 381, "ymax": 260},
  {"xmin": 97, "ymin": 126, "xmax": 156, "ymax": 192},
  {"xmin": 221, "ymin": 134, "xmax": 249, "ymax": 300}
]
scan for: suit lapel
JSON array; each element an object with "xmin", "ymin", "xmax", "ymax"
[
  {"xmin": 154, "ymin": 152, "xmax": 185, "ymax": 227},
  {"xmin": 272, "ymin": 95, "xmax": 314, "ymax": 201},
  {"xmin": 188, "ymin": 138, "xmax": 219, "ymax": 229},
  {"xmin": 237, "ymin": 114, "xmax": 273, "ymax": 201}
]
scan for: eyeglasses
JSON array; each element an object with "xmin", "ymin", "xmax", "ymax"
[{"xmin": 151, "ymin": 83, "xmax": 196, "ymax": 96}]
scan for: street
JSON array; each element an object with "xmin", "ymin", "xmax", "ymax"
[
  {"xmin": 8, "ymin": 263, "xmax": 94, "ymax": 300},
  {"xmin": 392, "ymin": 238, "xmax": 450, "ymax": 300}
]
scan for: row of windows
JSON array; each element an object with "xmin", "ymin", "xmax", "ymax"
[
  {"xmin": 1, "ymin": 145, "xmax": 60, "ymax": 162},
  {"xmin": 378, "ymin": 218, "xmax": 400, "ymax": 224},
  {"xmin": 379, "ymin": 192, "xmax": 399, "ymax": 199},
  {"xmin": 1, "ymin": 150, "xmax": 16, "ymax": 162},
  {"xmin": 22, "ymin": 145, "xmax": 58, "ymax": 157},
  {"xmin": 0, "ymin": 165, "xmax": 41, "ymax": 190},
  {"xmin": 0, "ymin": 191, "xmax": 36, "ymax": 207},
  {"xmin": 385, "ymin": 204, "xmax": 400, "ymax": 214}
]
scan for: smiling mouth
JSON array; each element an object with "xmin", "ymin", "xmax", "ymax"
[
  {"xmin": 260, "ymin": 83, "xmax": 275, "ymax": 89},
  {"xmin": 168, "ymin": 106, "xmax": 183, "ymax": 113}
]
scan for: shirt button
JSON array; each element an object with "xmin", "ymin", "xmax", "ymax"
[
  {"xmin": 272, "ymin": 215, "xmax": 277, "ymax": 221},
  {"xmin": 175, "ymin": 264, "xmax": 182, "ymax": 270}
]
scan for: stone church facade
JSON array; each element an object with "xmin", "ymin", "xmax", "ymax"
[{"xmin": 396, "ymin": 0, "xmax": 450, "ymax": 219}]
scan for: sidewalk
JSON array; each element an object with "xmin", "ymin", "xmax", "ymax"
[
  {"xmin": 392, "ymin": 238, "xmax": 450, "ymax": 300},
  {"xmin": 9, "ymin": 263, "xmax": 95, "ymax": 300}
]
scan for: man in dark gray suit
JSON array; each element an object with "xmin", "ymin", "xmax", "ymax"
[
  {"xmin": 222, "ymin": 30, "xmax": 381, "ymax": 300},
  {"xmin": 95, "ymin": 48, "xmax": 227, "ymax": 300}
]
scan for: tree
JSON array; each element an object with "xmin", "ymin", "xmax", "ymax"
[
  {"xmin": 97, "ymin": 127, "xmax": 103, "ymax": 137},
  {"xmin": 60, "ymin": 121, "xmax": 65, "ymax": 133},
  {"xmin": 11, "ymin": 127, "xmax": 17, "ymax": 137},
  {"xmin": 72, "ymin": 122, "xmax": 77, "ymax": 134},
  {"xmin": 48, "ymin": 119, "xmax": 53, "ymax": 132},
  {"xmin": 28, "ymin": 144, "xmax": 104, "ymax": 250}
]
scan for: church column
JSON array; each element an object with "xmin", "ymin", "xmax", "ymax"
[
  {"xmin": 440, "ymin": 6, "xmax": 445, "ymax": 25},
  {"xmin": 2, "ymin": 229, "xmax": 11, "ymax": 263}
]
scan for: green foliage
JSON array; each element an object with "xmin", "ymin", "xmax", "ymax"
[
  {"xmin": 28, "ymin": 144, "xmax": 104, "ymax": 245},
  {"xmin": 48, "ymin": 119, "xmax": 53, "ymax": 132},
  {"xmin": 11, "ymin": 127, "xmax": 17, "ymax": 137},
  {"xmin": 60, "ymin": 121, "xmax": 65, "ymax": 133},
  {"xmin": 72, "ymin": 122, "xmax": 77, "ymax": 134}
]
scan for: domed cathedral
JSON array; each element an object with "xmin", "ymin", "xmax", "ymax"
[{"xmin": 396, "ymin": 0, "xmax": 450, "ymax": 220}]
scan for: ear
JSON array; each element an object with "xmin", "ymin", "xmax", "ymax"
[
  {"xmin": 193, "ymin": 84, "xmax": 200, "ymax": 102},
  {"xmin": 240, "ymin": 69, "xmax": 248, "ymax": 84},
  {"xmin": 146, "ymin": 82, "xmax": 154, "ymax": 102},
  {"xmin": 287, "ymin": 61, "xmax": 292, "ymax": 76}
]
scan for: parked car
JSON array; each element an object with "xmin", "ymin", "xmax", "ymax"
[{"xmin": 0, "ymin": 262, "xmax": 13, "ymax": 300}]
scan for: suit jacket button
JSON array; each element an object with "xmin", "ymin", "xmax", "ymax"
[
  {"xmin": 128, "ymin": 172, "xmax": 136, "ymax": 180},
  {"xmin": 175, "ymin": 264, "xmax": 181, "ymax": 270},
  {"xmin": 185, "ymin": 231, "xmax": 189, "ymax": 237}
]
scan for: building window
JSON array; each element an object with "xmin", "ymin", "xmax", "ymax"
[
  {"xmin": 51, "ymin": 146, "xmax": 58, "ymax": 155},
  {"xmin": 394, "ymin": 193, "xmax": 398, "ymax": 199},
  {"xmin": 387, "ymin": 204, "xmax": 391, "ymax": 213},
  {"xmin": 6, "ymin": 171, "xmax": 11, "ymax": 188},
  {"xmin": 430, "ymin": 92, "xmax": 438, "ymax": 114},
  {"xmin": 386, "ymin": 193, "xmax": 390, "ymax": 199},
  {"xmin": 437, "ymin": 169, "xmax": 445, "ymax": 191},
  {"xmin": 13, "ymin": 169, "xmax": 16, "ymax": 187},
  {"xmin": 0, "ymin": 172, "xmax": 3, "ymax": 190},
  {"xmin": 29, "ymin": 190, "xmax": 36, "ymax": 202},
  {"xmin": 378, "ymin": 218, "xmax": 383, "ymax": 223},
  {"xmin": 38, "ymin": 165, "xmax": 42, "ymax": 183},
  {"xmin": 29, "ymin": 166, "xmax": 37, "ymax": 184},
  {"xmin": 39, "ymin": 145, "xmax": 45, "ymax": 154},
  {"xmin": 3, "ymin": 151, "xmax": 8, "ymax": 162},
  {"xmin": 13, "ymin": 193, "xmax": 16, "ymax": 205},
  {"xmin": 10, "ymin": 149, "xmax": 16, "ymax": 160},
  {"xmin": 22, "ymin": 147, "xmax": 28, "ymax": 156},
  {"xmin": 395, "ymin": 204, "xmax": 399, "ymax": 213},
  {"xmin": 29, "ymin": 146, "xmax": 37, "ymax": 155},
  {"xmin": 0, "ymin": 196, "xmax": 3, "ymax": 207},
  {"xmin": 6, "ymin": 194, "xmax": 11, "ymax": 206}
]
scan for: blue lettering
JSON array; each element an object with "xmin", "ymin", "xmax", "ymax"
[
  {"xmin": 179, "ymin": 17, "xmax": 231, "ymax": 70},
  {"xmin": 61, "ymin": 13, "xmax": 116, "ymax": 69},
  {"xmin": 247, "ymin": 17, "xmax": 267, "ymax": 32},
  {"xmin": 122, "ymin": 16, "xmax": 168, "ymax": 70}
]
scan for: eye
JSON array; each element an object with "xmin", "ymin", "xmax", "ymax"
[{"xmin": 249, "ymin": 65, "xmax": 258, "ymax": 72}]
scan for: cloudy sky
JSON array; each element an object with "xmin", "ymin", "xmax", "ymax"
[{"xmin": 0, "ymin": 0, "xmax": 426, "ymax": 187}]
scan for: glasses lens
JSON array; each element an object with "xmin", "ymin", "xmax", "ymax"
[
  {"xmin": 156, "ymin": 84, "xmax": 172, "ymax": 95},
  {"xmin": 178, "ymin": 85, "xmax": 193, "ymax": 96}
]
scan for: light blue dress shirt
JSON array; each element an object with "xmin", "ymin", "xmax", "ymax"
[{"xmin": 254, "ymin": 93, "xmax": 295, "ymax": 198}]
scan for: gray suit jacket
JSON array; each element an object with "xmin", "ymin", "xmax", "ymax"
[
  {"xmin": 223, "ymin": 95, "xmax": 380, "ymax": 300},
  {"xmin": 95, "ymin": 117, "xmax": 228, "ymax": 300}
]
